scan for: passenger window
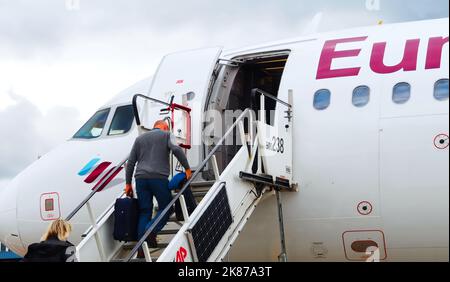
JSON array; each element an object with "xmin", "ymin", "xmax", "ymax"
[
  {"xmin": 313, "ymin": 89, "xmax": 331, "ymax": 110},
  {"xmin": 73, "ymin": 108, "xmax": 110, "ymax": 139},
  {"xmin": 392, "ymin": 82, "xmax": 411, "ymax": 104},
  {"xmin": 352, "ymin": 86, "xmax": 370, "ymax": 107},
  {"xmin": 434, "ymin": 79, "xmax": 449, "ymax": 101},
  {"xmin": 108, "ymin": 105, "xmax": 134, "ymax": 136}
]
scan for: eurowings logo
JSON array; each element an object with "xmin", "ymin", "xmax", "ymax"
[{"xmin": 78, "ymin": 158, "xmax": 123, "ymax": 192}]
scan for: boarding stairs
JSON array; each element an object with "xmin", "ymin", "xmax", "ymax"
[{"xmin": 68, "ymin": 89, "xmax": 296, "ymax": 262}]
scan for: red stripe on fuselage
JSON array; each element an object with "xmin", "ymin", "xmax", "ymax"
[
  {"xmin": 84, "ymin": 162, "xmax": 112, "ymax": 184},
  {"xmin": 91, "ymin": 166, "xmax": 124, "ymax": 192}
]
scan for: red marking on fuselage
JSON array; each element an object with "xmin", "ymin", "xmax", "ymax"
[
  {"xmin": 175, "ymin": 247, "xmax": 188, "ymax": 262},
  {"xmin": 316, "ymin": 35, "xmax": 449, "ymax": 80},
  {"xmin": 91, "ymin": 166, "xmax": 124, "ymax": 192},
  {"xmin": 316, "ymin": 36, "xmax": 367, "ymax": 80},
  {"xmin": 426, "ymin": 37, "xmax": 449, "ymax": 69},
  {"xmin": 370, "ymin": 39, "xmax": 420, "ymax": 74},
  {"xmin": 84, "ymin": 162, "xmax": 112, "ymax": 184}
]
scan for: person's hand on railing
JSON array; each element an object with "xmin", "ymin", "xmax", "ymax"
[
  {"xmin": 125, "ymin": 184, "xmax": 133, "ymax": 198},
  {"xmin": 185, "ymin": 169, "xmax": 192, "ymax": 180}
]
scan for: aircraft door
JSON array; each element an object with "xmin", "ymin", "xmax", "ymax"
[{"xmin": 142, "ymin": 47, "xmax": 223, "ymax": 168}]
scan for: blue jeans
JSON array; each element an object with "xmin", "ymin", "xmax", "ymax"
[{"xmin": 135, "ymin": 179, "xmax": 173, "ymax": 239}]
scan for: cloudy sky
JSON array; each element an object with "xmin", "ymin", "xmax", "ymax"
[{"xmin": 0, "ymin": 0, "xmax": 448, "ymax": 187}]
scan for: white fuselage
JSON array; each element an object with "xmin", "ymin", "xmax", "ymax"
[{"xmin": 0, "ymin": 18, "xmax": 448, "ymax": 261}]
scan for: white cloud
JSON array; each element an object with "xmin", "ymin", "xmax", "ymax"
[
  {"xmin": 0, "ymin": 91, "xmax": 82, "ymax": 180},
  {"xmin": 0, "ymin": 1, "xmax": 447, "ymax": 119},
  {"xmin": 0, "ymin": 0, "xmax": 447, "ymax": 182}
]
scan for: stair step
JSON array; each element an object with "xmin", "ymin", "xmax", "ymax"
[
  {"xmin": 190, "ymin": 186, "xmax": 211, "ymax": 192},
  {"xmin": 190, "ymin": 180, "xmax": 215, "ymax": 188},
  {"xmin": 168, "ymin": 216, "xmax": 184, "ymax": 223},
  {"xmin": 150, "ymin": 243, "xmax": 169, "ymax": 249},
  {"xmin": 122, "ymin": 242, "xmax": 169, "ymax": 250},
  {"xmin": 172, "ymin": 188, "xmax": 209, "ymax": 197},
  {"xmin": 159, "ymin": 229, "xmax": 180, "ymax": 235},
  {"xmin": 193, "ymin": 191, "xmax": 208, "ymax": 197},
  {"xmin": 111, "ymin": 257, "xmax": 159, "ymax": 263},
  {"xmin": 130, "ymin": 258, "xmax": 147, "ymax": 263}
]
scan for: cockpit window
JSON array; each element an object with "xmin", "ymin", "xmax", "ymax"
[
  {"xmin": 73, "ymin": 108, "xmax": 110, "ymax": 139},
  {"xmin": 108, "ymin": 105, "xmax": 134, "ymax": 136}
]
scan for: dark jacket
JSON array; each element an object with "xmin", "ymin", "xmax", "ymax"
[{"xmin": 22, "ymin": 237, "xmax": 76, "ymax": 262}]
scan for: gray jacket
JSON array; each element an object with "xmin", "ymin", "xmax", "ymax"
[{"xmin": 125, "ymin": 129, "xmax": 190, "ymax": 184}]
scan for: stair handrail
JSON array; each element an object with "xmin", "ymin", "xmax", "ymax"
[
  {"xmin": 132, "ymin": 94, "xmax": 173, "ymax": 127},
  {"xmin": 66, "ymin": 157, "xmax": 128, "ymax": 221},
  {"xmin": 78, "ymin": 191, "xmax": 126, "ymax": 240},
  {"xmin": 125, "ymin": 108, "xmax": 254, "ymax": 261},
  {"xmin": 67, "ymin": 94, "xmax": 175, "ymax": 222},
  {"xmin": 251, "ymin": 88, "xmax": 292, "ymax": 108}
]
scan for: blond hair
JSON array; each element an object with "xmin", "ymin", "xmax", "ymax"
[{"xmin": 41, "ymin": 218, "xmax": 72, "ymax": 241}]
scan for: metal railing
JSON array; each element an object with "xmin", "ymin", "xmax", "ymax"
[
  {"xmin": 74, "ymin": 189, "xmax": 127, "ymax": 262},
  {"xmin": 251, "ymin": 88, "xmax": 292, "ymax": 108},
  {"xmin": 124, "ymin": 108, "xmax": 255, "ymax": 261},
  {"xmin": 67, "ymin": 93, "xmax": 176, "ymax": 222},
  {"xmin": 68, "ymin": 92, "xmax": 192, "ymax": 261},
  {"xmin": 66, "ymin": 158, "xmax": 128, "ymax": 221},
  {"xmin": 79, "ymin": 191, "xmax": 126, "ymax": 239},
  {"xmin": 251, "ymin": 88, "xmax": 293, "ymax": 125},
  {"xmin": 132, "ymin": 94, "xmax": 173, "ymax": 127}
]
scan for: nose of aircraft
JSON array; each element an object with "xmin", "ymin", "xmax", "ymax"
[{"xmin": 0, "ymin": 179, "xmax": 23, "ymax": 255}]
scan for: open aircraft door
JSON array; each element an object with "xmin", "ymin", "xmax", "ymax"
[{"xmin": 139, "ymin": 47, "xmax": 223, "ymax": 167}]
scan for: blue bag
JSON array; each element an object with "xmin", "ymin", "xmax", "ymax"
[
  {"xmin": 169, "ymin": 172, "xmax": 187, "ymax": 191},
  {"xmin": 169, "ymin": 172, "xmax": 197, "ymax": 221}
]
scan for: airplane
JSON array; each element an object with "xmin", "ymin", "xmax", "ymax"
[{"xmin": 0, "ymin": 17, "xmax": 448, "ymax": 262}]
